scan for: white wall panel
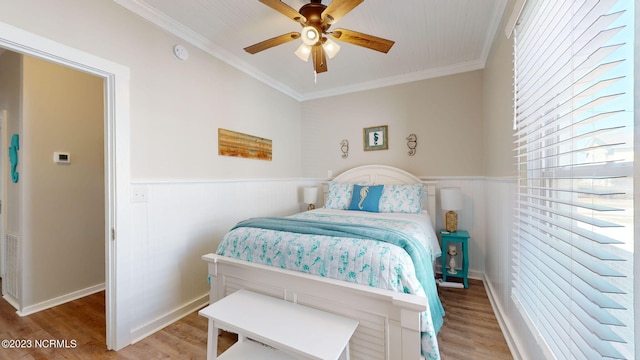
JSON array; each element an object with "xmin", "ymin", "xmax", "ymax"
[
  {"xmin": 484, "ymin": 177, "xmax": 543, "ymax": 360},
  {"xmin": 425, "ymin": 177, "xmax": 486, "ymax": 278},
  {"xmin": 127, "ymin": 178, "xmax": 313, "ymax": 337}
]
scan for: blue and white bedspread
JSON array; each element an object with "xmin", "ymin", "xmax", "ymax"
[{"xmin": 216, "ymin": 208, "xmax": 445, "ymax": 359}]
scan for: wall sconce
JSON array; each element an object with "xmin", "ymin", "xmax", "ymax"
[
  {"xmin": 304, "ymin": 187, "xmax": 319, "ymax": 210},
  {"xmin": 340, "ymin": 139, "xmax": 349, "ymax": 159},
  {"xmin": 440, "ymin": 187, "xmax": 463, "ymax": 232},
  {"xmin": 406, "ymin": 134, "xmax": 417, "ymax": 156}
]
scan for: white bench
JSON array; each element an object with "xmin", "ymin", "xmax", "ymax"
[{"xmin": 199, "ymin": 289, "xmax": 359, "ymax": 360}]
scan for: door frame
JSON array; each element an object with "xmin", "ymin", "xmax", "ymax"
[
  {"xmin": 0, "ymin": 21, "xmax": 131, "ymax": 350},
  {"xmin": 0, "ymin": 110, "xmax": 5, "ymax": 286}
]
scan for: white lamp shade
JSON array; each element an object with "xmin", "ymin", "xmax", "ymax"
[
  {"xmin": 322, "ymin": 38, "xmax": 341, "ymax": 59},
  {"xmin": 440, "ymin": 187, "xmax": 463, "ymax": 211},
  {"xmin": 295, "ymin": 43, "xmax": 311, "ymax": 62},
  {"xmin": 304, "ymin": 187, "xmax": 318, "ymax": 204}
]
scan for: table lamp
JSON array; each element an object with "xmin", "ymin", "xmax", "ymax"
[
  {"xmin": 304, "ymin": 187, "xmax": 318, "ymax": 210},
  {"xmin": 441, "ymin": 187, "xmax": 463, "ymax": 232}
]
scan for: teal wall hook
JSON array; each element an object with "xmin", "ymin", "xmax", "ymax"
[{"xmin": 9, "ymin": 134, "xmax": 19, "ymax": 183}]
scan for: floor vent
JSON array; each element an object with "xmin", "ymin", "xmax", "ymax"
[{"xmin": 4, "ymin": 233, "xmax": 18, "ymax": 299}]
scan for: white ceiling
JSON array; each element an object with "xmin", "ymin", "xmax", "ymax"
[{"xmin": 114, "ymin": 0, "xmax": 507, "ymax": 101}]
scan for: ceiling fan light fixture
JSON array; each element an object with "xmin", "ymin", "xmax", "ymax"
[
  {"xmin": 295, "ymin": 43, "xmax": 312, "ymax": 62},
  {"xmin": 247, "ymin": 0, "xmax": 394, "ymax": 76},
  {"xmin": 322, "ymin": 38, "xmax": 341, "ymax": 59},
  {"xmin": 301, "ymin": 26, "xmax": 320, "ymax": 46}
]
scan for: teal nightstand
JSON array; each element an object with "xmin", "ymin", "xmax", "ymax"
[{"xmin": 440, "ymin": 230, "xmax": 470, "ymax": 288}]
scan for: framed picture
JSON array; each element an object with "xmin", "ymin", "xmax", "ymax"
[{"xmin": 363, "ymin": 125, "xmax": 388, "ymax": 151}]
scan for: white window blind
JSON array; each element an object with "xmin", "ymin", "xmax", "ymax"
[{"xmin": 512, "ymin": 1, "xmax": 634, "ymax": 359}]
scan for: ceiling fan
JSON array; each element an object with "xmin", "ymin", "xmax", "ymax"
[{"xmin": 244, "ymin": 0, "xmax": 395, "ymax": 74}]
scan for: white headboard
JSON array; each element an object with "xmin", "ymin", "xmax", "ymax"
[{"xmin": 321, "ymin": 165, "xmax": 436, "ymax": 229}]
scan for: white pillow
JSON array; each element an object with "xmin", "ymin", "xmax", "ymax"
[
  {"xmin": 323, "ymin": 182, "xmax": 354, "ymax": 210},
  {"xmin": 379, "ymin": 184, "xmax": 424, "ymax": 214}
]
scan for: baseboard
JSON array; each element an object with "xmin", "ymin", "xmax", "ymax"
[
  {"xmin": 129, "ymin": 293, "xmax": 209, "ymax": 344},
  {"xmin": 483, "ymin": 274, "xmax": 524, "ymax": 360},
  {"xmin": 2, "ymin": 293, "xmax": 20, "ymax": 311},
  {"xmin": 18, "ymin": 283, "xmax": 105, "ymax": 316}
]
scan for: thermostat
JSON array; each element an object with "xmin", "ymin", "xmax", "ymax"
[{"xmin": 54, "ymin": 152, "xmax": 71, "ymax": 165}]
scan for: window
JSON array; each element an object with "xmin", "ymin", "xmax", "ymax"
[{"xmin": 512, "ymin": 1, "xmax": 634, "ymax": 359}]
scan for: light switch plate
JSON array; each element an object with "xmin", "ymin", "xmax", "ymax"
[{"xmin": 131, "ymin": 185, "xmax": 148, "ymax": 203}]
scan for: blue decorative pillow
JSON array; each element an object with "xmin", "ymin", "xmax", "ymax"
[{"xmin": 349, "ymin": 185, "xmax": 384, "ymax": 212}]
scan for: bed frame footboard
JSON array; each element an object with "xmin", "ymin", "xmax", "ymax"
[{"xmin": 203, "ymin": 253, "xmax": 426, "ymax": 360}]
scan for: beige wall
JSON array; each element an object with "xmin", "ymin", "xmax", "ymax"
[
  {"xmin": 20, "ymin": 55, "xmax": 105, "ymax": 307},
  {"xmin": 0, "ymin": 52, "xmax": 106, "ymax": 309},
  {"xmin": 0, "ymin": 51, "xmax": 22, "ymax": 237},
  {"xmin": 301, "ymin": 71, "xmax": 485, "ymax": 178},
  {"xmin": 0, "ymin": 0, "xmax": 304, "ymax": 347},
  {"xmin": 0, "ymin": 0, "xmax": 302, "ymax": 181},
  {"xmin": 0, "ymin": 0, "xmax": 540, "ymax": 352},
  {"xmin": 482, "ymin": 10, "xmax": 517, "ymax": 177}
]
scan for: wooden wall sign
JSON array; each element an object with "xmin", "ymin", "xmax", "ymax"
[{"xmin": 218, "ymin": 128, "xmax": 272, "ymax": 161}]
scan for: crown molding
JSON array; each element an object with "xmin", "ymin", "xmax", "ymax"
[
  {"xmin": 113, "ymin": 0, "xmax": 305, "ymax": 100},
  {"xmin": 114, "ymin": 0, "xmax": 505, "ymax": 102},
  {"xmin": 298, "ymin": 60, "xmax": 486, "ymax": 101}
]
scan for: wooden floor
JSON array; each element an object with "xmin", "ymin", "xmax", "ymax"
[
  {"xmin": 437, "ymin": 278, "xmax": 512, "ymax": 360},
  {"xmin": 0, "ymin": 278, "xmax": 512, "ymax": 359}
]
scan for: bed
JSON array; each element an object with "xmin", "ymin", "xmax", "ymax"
[{"xmin": 202, "ymin": 165, "xmax": 444, "ymax": 360}]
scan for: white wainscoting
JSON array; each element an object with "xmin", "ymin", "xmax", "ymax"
[
  {"xmin": 126, "ymin": 176, "xmax": 539, "ymax": 357},
  {"xmin": 482, "ymin": 177, "xmax": 521, "ymax": 358},
  {"xmin": 424, "ymin": 176, "xmax": 487, "ymax": 279},
  {"xmin": 482, "ymin": 176, "xmax": 543, "ymax": 360},
  {"xmin": 127, "ymin": 178, "xmax": 313, "ymax": 342}
]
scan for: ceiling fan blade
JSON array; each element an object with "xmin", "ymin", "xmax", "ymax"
[
  {"xmin": 331, "ymin": 28, "xmax": 395, "ymax": 53},
  {"xmin": 322, "ymin": 0, "xmax": 364, "ymax": 25},
  {"xmin": 244, "ymin": 32, "xmax": 301, "ymax": 54},
  {"xmin": 312, "ymin": 45, "xmax": 328, "ymax": 73},
  {"xmin": 259, "ymin": 0, "xmax": 306, "ymax": 24}
]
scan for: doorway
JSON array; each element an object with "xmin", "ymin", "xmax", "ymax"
[
  {"xmin": 0, "ymin": 21, "xmax": 131, "ymax": 350},
  {"xmin": 0, "ymin": 52, "xmax": 105, "ymax": 314},
  {"xmin": 0, "ymin": 110, "xmax": 5, "ymax": 290}
]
